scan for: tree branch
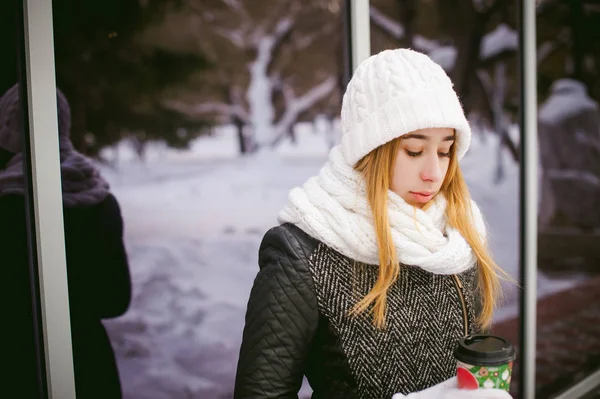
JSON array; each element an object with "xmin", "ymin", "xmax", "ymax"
[
  {"xmin": 260, "ymin": 16, "xmax": 296, "ymax": 74},
  {"xmin": 481, "ymin": 0, "xmax": 509, "ymax": 21},
  {"xmin": 271, "ymin": 17, "xmax": 295, "ymax": 48},
  {"xmin": 164, "ymin": 100, "xmax": 249, "ymax": 122},
  {"xmin": 271, "ymin": 76, "xmax": 336, "ymax": 146},
  {"xmin": 187, "ymin": 0, "xmax": 252, "ymax": 48},
  {"xmin": 221, "ymin": 0, "xmax": 249, "ymax": 19},
  {"xmin": 480, "ymin": 24, "xmax": 518, "ymax": 61},
  {"xmin": 293, "ymin": 22, "xmax": 338, "ymax": 51},
  {"xmin": 214, "ymin": 27, "xmax": 248, "ymax": 48},
  {"xmin": 369, "ymin": 6, "xmax": 440, "ymax": 52},
  {"xmin": 537, "ymin": 28, "xmax": 570, "ymax": 66},
  {"xmin": 476, "ymin": 68, "xmax": 519, "ymax": 162},
  {"xmin": 370, "ymin": 6, "xmax": 404, "ymax": 39},
  {"xmin": 270, "ymin": 71, "xmax": 283, "ymax": 90}
]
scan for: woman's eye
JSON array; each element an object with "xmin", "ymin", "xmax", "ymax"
[
  {"xmin": 438, "ymin": 151, "xmax": 451, "ymax": 158},
  {"xmin": 406, "ymin": 150, "xmax": 422, "ymax": 157}
]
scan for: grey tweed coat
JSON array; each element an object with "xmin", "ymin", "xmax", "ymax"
[{"xmin": 234, "ymin": 223, "xmax": 483, "ymax": 399}]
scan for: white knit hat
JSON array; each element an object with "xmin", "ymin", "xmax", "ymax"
[{"xmin": 340, "ymin": 48, "xmax": 472, "ymax": 166}]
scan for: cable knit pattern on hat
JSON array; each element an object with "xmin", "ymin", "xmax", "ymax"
[{"xmin": 340, "ymin": 48, "xmax": 471, "ymax": 166}]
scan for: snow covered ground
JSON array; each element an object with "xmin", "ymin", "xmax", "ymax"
[{"xmin": 100, "ymin": 123, "xmax": 583, "ymax": 398}]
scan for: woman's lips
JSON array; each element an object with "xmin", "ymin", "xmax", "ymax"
[{"xmin": 409, "ymin": 191, "xmax": 433, "ymax": 202}]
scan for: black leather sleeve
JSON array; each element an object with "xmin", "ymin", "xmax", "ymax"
[{"xmin": 234, "ymin": 224, "xmax": 320, "ymax": 399}]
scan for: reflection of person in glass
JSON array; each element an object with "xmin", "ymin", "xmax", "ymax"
[
  {"xmin": 0, "ymin": 84, "xmax": 131, "ymax": 398},
  {"xmin": 234, "ymin": 49, "xmax": 512, "ymax": 398}
]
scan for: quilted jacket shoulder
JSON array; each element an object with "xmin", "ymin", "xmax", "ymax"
[{"xmin": 234, "ymin": 223, "xmax": 320, "ymax": 399}]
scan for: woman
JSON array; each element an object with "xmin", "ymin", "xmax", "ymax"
[
  {"xmin": 0, "ymin": 84, "xmax": 131, "ymax": 398},
  {"xmin": 234, "ymin": 49, "xmax": 514, "ymax": 399}
]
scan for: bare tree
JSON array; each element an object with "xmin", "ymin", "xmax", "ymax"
[
  {"xmin": 434, "ymin": 0, "xmax": 510, "ymax": 113},
  {"xmin": 167, "ymin": 0, "xmax": 341, "ymax": 152}
]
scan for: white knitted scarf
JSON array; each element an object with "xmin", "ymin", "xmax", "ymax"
[{"xmin": 278, "ymin": 146, "xmax": 487, "ymax": 275}]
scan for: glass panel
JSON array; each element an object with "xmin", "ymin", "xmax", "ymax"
[
  {"xmin": 370, "ymin": 1, "xmax": 522, "ymax": 397},
  {"xmin": 536, "ymin": 1, "xmax": 600, "ymax": 397},
  {"xmin": 52, "ymin": 0, "xmax": 344, "ymax": 397},
  {"xmin": 1, "ymin": 0, "xmax": 48, "ymax": 397}
]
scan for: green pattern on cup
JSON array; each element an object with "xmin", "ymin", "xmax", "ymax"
[{"xmin": 457, "ymin": 360, "xmax": 513, "ymax": 391}]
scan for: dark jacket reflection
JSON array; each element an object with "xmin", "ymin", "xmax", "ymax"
[{"xmin": 0, "ymin": 84, "xmax": 131, "ymax": 398}]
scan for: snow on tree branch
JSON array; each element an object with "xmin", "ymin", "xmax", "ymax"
[
  {"xmin": 429, "ymin": 24, "xmax": 518, "ymax": 71},
  {"xmin": 187, "ymin": 0, "xmax": 253, "ymax": 48},
  {"xmin": 476, "ymin": 69, "xmax": 494, "ymax": 99},
  {"xmin": 271, "ymin": 76, "xmax": 336, "ymax": 146},
  {"xmin": 537, "ymin": 29, "xmax": 569, "ymax": 66},
  {"xmin": 246, "ymin": 16, "xmax": 294, "ymax": 53},
  {"xmin": 274, "ymin": 17, "xmax": 294, "ymax": 39},
  {"xmin": 165, "ymin": 100, "xmax": 249, "ymax": 122},
  {"xmin": 480, "ymin": 24, "xmax": 517, "ymax": 60},
  {"xmin": 221, "ymin": 0, "xmax": 248, "ymax": 17},
  {"xmin": 245, "ymin": 16, "xmax": 298, "ymax": 146},
  {"xmin": 369, "ymin": 6, "xmax": 439, "ymax": 53},
  {"xmin": 370, "ymin": 6, "xmax": 404, "ymax": 39},
  {"xmin": 247, "ymin": 36, "xmax": 278, "ymax": 145},
  {"xmin": 214, "ymin": 27, "xmax": 248, "ymax": 48}
]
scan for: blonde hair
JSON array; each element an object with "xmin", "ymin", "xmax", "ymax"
[{"xmin": 351, "ymin": 136, "xmax": 509, "ymax": 330}]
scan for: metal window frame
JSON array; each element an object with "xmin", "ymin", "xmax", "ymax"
[
  {"xmin": 348, "ymin": 0, "xmax": 371, "ymax": 72},
  {"xmin": 16, "ymin": 3, "xmax": 49, "ymax": 399},
  {"xmin": 21, "ymin": 0, "xmax": 76, "ymax": 397},
  {"xmin": 553, "ymin": 369, "xmax": 600, "ymax": 399},
  {"xmin": 518, "ymin": 0, "xmax": 538, "ymax": 398}
]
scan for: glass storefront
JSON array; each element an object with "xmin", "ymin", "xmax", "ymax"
[{"xmin": 12, "ymin": 1, "xmax": 600, "ymax": 398}]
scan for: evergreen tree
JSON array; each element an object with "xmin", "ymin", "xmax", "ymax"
[{"xmin": 51, "ymin": 0, "xmax": 211, "ymax": 155}]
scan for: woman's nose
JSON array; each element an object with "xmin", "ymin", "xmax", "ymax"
[{"xmin": 420, "ymin": 155, "xmax": 443, "ymax": 182}]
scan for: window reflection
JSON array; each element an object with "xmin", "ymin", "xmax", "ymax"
[
  {"xmin": 53, "ymin": 0, "xmax": 344, "ymax": 397},
  {"xmin": 536, "ymin": 0, "xmax": 600, "ymax": 395},
  {"xmin": 1, "ymin": 1, "xmax": 47, "ymax": 397}
]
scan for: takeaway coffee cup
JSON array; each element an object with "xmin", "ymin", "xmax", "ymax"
[{"xmin": 454, "ymin": 334, "xmax": 516, "ymax": 391}]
